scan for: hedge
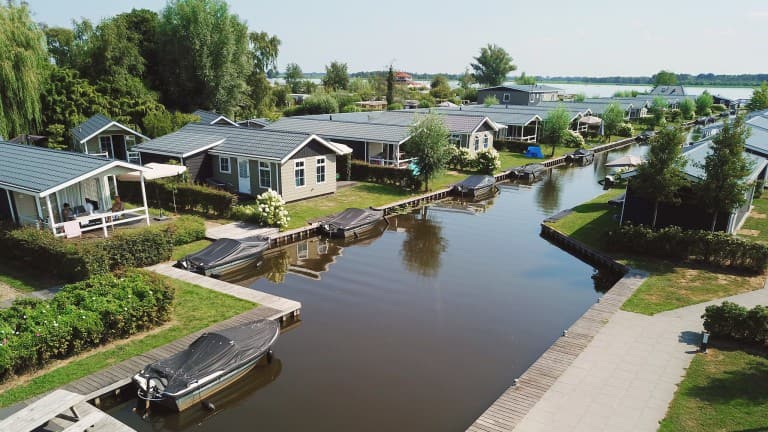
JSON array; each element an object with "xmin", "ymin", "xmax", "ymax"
[
  {"xmin": 703, "ymin": 302, "xmax": 768, "ymax": 344},
  {"xmin": 350, "ymin": 161, "xmax": 422, "ymax": 190},
  {"xmin": 0, "ymin": 269, "xmax": 175, "ymax": 381},
  {"xmin": 118, "ymin": 179, "xmax": 237, "ymax": 218},
  {"xmin": 605, "ymin": 224, "xmax": 768, "ymax": 273},
  {"xmin": 0, "ymin": 216, "xmax": 206, "ymax": 281}
]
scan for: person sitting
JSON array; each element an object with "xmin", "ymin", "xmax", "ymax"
[
  {"xmin": 110, "ymin": 195, "xmax": 124, "ymax": 213},
  {"xmin": 61, "ymin": 203, "xmax": 74, "ymax": 221}
]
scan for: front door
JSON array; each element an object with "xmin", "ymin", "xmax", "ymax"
[{"xmin": 238, "ymin": 159, "xmax": 251, "ymax": 195}]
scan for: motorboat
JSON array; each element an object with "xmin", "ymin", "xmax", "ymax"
[
  {"xmin": 134, "ymin": 319, "xmax": 280, "ymax": 412},
  {"xmin": 319, "ymin": 208, "xmax": 384, "ymax": 239},
  {"xmin": 177, "ymin": 236, "xmax": 270, "ymax": 276},
  {"xmin": 452, "ymin": 175, "xmax": 497, "ymax": 199},
  {"xmin": 510, "ymin": 163, "xmax": 547, "ymax": 181},
  {"xmin": 564, "ymin": 148, "xmax": 595, "ymax": 165}
]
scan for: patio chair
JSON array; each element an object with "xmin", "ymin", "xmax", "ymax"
[{"xmin": 63, "ymin": 221, "xmax": 82, "ymax": 239}]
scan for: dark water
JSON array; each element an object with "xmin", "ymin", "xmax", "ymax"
[{"xmin": 109, "ymin": 144, "xmax": 647, "ymax": 431}]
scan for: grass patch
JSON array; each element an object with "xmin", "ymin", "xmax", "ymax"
[
  {"xmin": 547, "ymin": 188, "xmax": 624, "ymax": 248},
  {"xmin": 171, "ymin": 239, "xmax": 213, "ymax": 261},
  {"xmin": 497, "ymin": 146, "xmax": 579, "ymax": 172},
  {"xmin": 738, "ymin": 195, "xmax": 768, "ymax": 244},
  {"xmin": 0, "ymin": 260, "xmax": 63, "ymax": 293},
  {"xmin": 659, "ymin": 346, "xmax": 768, "ymax": 431},
  {"xmin": 0, "ymin": 277, "xmax": 255, "ymax": 407}
]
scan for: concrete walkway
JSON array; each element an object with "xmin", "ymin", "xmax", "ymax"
[
  {"xmin": 205, "ymin": 221, "xmax": 278, "ymax": 240},
  {"xmin": 512, "ymin": 282, "xmax": 768, "ymax": 432}
]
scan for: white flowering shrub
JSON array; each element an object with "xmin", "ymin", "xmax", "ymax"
[
  {"xmin": 232, "ymin": 189, "xmax": 290, "ymax": 230},
  {"xmin": 473, "ymin": 149, "xmax": 501, "ymax": 174}
]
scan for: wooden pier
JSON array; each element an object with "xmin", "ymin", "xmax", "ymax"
[{"xmin": 372, "ymin": 187, "xmax": 454, "ymax": 216}]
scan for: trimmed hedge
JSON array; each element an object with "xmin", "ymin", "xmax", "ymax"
[
  {"xmin": 350, "ymin": 161, "xmax": 422, "ymax": 190},
  {"xmin": 606, "ymin": 224, "xmax": 768, "ymax": 273},
  {"xmin": 0, "ymin": 269, "xmax": 174, "ymax": 381},
  {"xmin": 118, "ymin": 179, "xmax": 237, "ymax": 218},
  {"xmin": 0, "ymin": 216, "xmax": 206, "ymax": 282},
  {"xmin": 703, "ymin": 302, "xmax": 768, "ymax": 344}
]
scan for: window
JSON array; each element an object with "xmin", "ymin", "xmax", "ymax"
[
  {"xmin": 529, "ymin": 93, "xmax": 535, "ymax": 103},
  {"xmin": 483, "ymin": 135, "xmax": 489, "ymax": 149},
  {"xmin": 316, "ymin": 157, "xmax": 326, "ymax": 184},
  {"xmin": 219, "ymin": 156, "xmax": 231, "ymax": 173},
  {"xmin": 503, "ymin": 93, "xmax": 510, "ymax": 102},
  {"xmin": 259, "ymin": 161, "xmax": 271, "ymax": 188},
  {"xmin": 297, "ymin": 241, "xmax": 308, "ymax": 259},
  {"xmin": 474, "ymin": 136, "xmax": 480, "ymax": 151},
  {"xmin": 295, "ymin": 160, "xmax": 305, "ymax": 187},
  {"xmin": 99, "ymin": 136, "xmax": 112, "ymax": 156},
  {"xmin": 124, "ymin": 135, "xmax": 136, "ymax": 149}
]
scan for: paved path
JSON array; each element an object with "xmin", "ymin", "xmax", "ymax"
[
  {"xmin": 510, "ymin": 281, "xmax": 768, "ymax": 432},
  {"xmin": 206, "ymin": 221, "xmax": 278, "ymax": 240}
]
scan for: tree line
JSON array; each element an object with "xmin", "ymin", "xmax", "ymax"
[{"xmin": 540, "ymin": 74, "xmax": 768, "ymax": 87}]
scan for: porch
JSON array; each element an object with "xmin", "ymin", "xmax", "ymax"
[
  {"xmin": 500, "ymin": 121, "xmax": 539, "ymax": 143},
  {"xmin": 366, "ymin": 141, "xmax": 415, "ymax": 168}
]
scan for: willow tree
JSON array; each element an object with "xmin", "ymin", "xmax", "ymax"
[
  {"xmin": 0, "ymin": 2, "xmax": 48, "ymax": 139},
  {"xmin": 405, "ymin": 114, "xmax": 451, "ymax": 192}
]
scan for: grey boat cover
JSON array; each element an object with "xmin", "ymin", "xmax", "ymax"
[
  {"xmin": 142, "ymin": 320, "xmax": 279, "ymax": 395},
  {"xmin": 572, "ymin": 148, "xmax": 594, "ymax": 157},
  {"xmin": 516, "ymin": 163, "xmax": 546, "ymax": 175},
  {"xmin": 454, "ymin": 175, "xmax": 495, "ymax": 192},
  {"xmin": 184, "ymin": 236, "xmax": 269, "ymax": 272},
  {"xmin": 323, "ymin": 208, "xmax": 383, "ymax": 231}
]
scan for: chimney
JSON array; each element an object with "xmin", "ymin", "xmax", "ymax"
[{"xmin": 329, "ymin": 115, "xmax": 333, "ymax": 121}]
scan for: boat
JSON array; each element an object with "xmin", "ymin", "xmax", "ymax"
[
  {"xmin": 510, "ymin": 163, "xmax": 547, "ymax": 181},
  {"xmin": 318, "ymin": 208, "xmax": 384, "ymax": 239},
  {"xmin": 134, "ymin": 319, "xmax": 280, "ymax": 412},
  {"xmin": 564, "ymin": 148, "xmax": 595, "ymax": 165},
  {"xmin": 177, "ymin": 236, "xmax": 270, "ymax": 276},
  {"xmin": 452, "ymin": 175, "xmax": 497, "ymax": 199}
]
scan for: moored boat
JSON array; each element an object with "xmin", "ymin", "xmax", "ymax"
[
  {"xmin": 134, "ymin": 319, "xmax": 280, "ymax": 412},
  {"xmin": 564, "ymin": 148, "xmax": 595, "ymax": 165},
  {"xmin": 452, "ymin": 175, "xmax": 497, "ymax": 199},
  {"xmin": 319, "ymin": 208, "xmax": 384, "ymax": 239},
  {"xmin": 177, "ymin": 236, "xmax": 269, "ymax": 276},
  {"xmin": 510, "ymin": 163, "xmax": 547, "ymax": 181}
]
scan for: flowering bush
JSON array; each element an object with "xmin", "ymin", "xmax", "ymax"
[
  {"xmin": 562, "ymin": 130, "xmax": 585, "ymax": 148},
  {"xmin": 232, "ymin": 189, "xmax": 290, "ymax": 230},
  {"xmin": 473, "ymin": 149, "xmax": 501, "ymax": 174},
  {"xmin": 447, "ymin": 147, "xmax": 473, "ymax": 170}
]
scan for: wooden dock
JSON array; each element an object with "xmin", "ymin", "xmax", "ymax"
[
  {"xmin": 466, "ymin": 269, "xmax": 647, "ymax": 432},
  {"xmin": 372, "ymin": 187, "xmax": 453, "ymax": 216},
  {"xmin": 206, "ymin": 221, "xmax": 278, "ymax": 240}
]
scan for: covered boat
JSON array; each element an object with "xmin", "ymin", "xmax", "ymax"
[
  {"xmin": 452, "ymin": 175, "xmax": 497, "ymax": 198},
  {"xmin": 134, "ymin": 319, "xmax": 280, "ymax": 412},
  {"xmin": 177, "ymin": 236, "xmax": 269, "ymax": 276},
  {"xmin": 510, "ymin": 163, "xmax": 547, "ymax": 181},
  {"xmin": 564, "ymin": 148, "xmax": 595, "ymax": 165},
  {"xmin": 319, "ymin": 208, "xmax": 384, "ymax": 239}
]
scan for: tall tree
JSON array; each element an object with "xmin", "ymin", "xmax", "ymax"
[
  {"xmin": 747, "ymin": 81, "xmax": 768, "ymax": 112},
  {"xmin": 43, "ymin": 26, "xmax": 75, "ymax": 68},
  {"xmin": 678, "ymin": 98, "xmax": 695, "ymax": 120},
  {"xmin": 696, "ymin": 116, "xmax": 754, "ymax": 231},
  {"xmin": 386, "ymin": 65, "xmax": 395, "ymax": 106},
  {"xmin": 470, "ymin": 44, "xmax": 516, "ymax": 86},
  {"xmin": 405, "ymin": 114, "xmax": 451, "ymax": 192},
  {"xmin": 322, "ymin": 61, "xmax": 349, "ymax": 91},
  {"xmin": 249, "ymin": 31, "xmax": 280, "ymax": 75},
  {"xmin": 649, "ymin": 96, "xmax": 668, "ymax": 127},
  {"xmin": 400, "ymin": 207, "xmax": 447, "ymax": 277},
  {"xmin": 429, "ymin": 75, "xmax": 451, "ymax": 99},
  {"xmin": 0, "ymin": 1, "xmax": 48, "ymax": 139},
  {"xmin": 601, "ymin": 103, "xmax": 624, "ymax": 137},
  {"xmin": 695, "ymin": 91, "xmax": 714, "ymax": 116},
  {"xmin": 631, "ymin": 126, "xmax": 688, "ymax": 227},
  {"xmin": 114, "ymin": 9, "xmax": 162, "ymax": 89},
  {"xmin": 458, "ymin": 67, "xmax": 475, "ymax": 90},
  {"xmin": 80, "ymin": 17, "xmax": 146, "ymax": 83},
  {"xmin": 157, "ymin": 0, "xmax": 250, "ymax": 114},
  {"xmin": 515, "ymin": 72, "xmax": 536, "ymax": 85},
  {"xmin": 541, "ymin": 106, "xmax": 571, "ymax": 156},
  {"xmin": 284, "ymin": 63, "xmax": 304, "ymax": 93},
  {"xmin": 652, "ymin": 70, "xmax": 678, "ymax": 86}
]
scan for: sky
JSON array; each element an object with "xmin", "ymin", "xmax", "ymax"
[{"xmin": 24, "ymin": 0, "xmax": 768, "ymax": 76}]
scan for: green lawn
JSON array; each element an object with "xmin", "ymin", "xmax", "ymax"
[
  {"xmin": 0, "ymin": 277, "xmax": 255, "ymax": 407},
  {"xmin": 497, "ymin": 146, "xmax": 578, "ymax": 172},
  {"xmin": 0, "ymin": 260, "xmax": 63, "ymax": 293},
  {"xmin": 546, "ymin": 190, "xmax": 767, "ymax": 315},
  {"xmin": 738, "ymin": 194, "xmax": 768, "ymax": 243},
  {"xmin": 659, "ymin": 346, "xmax": 768, "ymax": 432},
  {"xmin": 171, "ymin": 239, "xmax": 213, "ymax": 261}
]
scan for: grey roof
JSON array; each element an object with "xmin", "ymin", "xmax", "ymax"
[
  {"xmin": 413, "ymin": 107, "xmax": 540, "ymax": 126},
  {"xmin": 0, "ymin": 141, "xmax": 115, "ymax": 195},
  {"xmin": 71, "ymin": 114, "xmax": 113, "ymax": 143},
  {"xmin": 266, "ymin": 117, "xmax": 411, "ymax": 144},
  {"xmin": 649, "ymin": 85, "xmax": 686, "ymax": 96},
  {"xmin": 744, "ymin": 123, "xmax": 768, "ymax": 157},
  {"xmin": 134, "ymin": 124, "xmax": 226, "ymax": 158},
  {"xmin": 537, "ymin": 101, "xmax": 633, "ymax": 115},
  {"xmin": 747, "ymin": 114, "xmax": 768, "ymax": 132},
  {"xmin": 683, "ymin": 137, "xmax": 767, "ymax": 181},
  {"xmin": 207, "ymin": 128, "xmax": 324, "ymax": 160},
  {"xmin": 478, "ymin": 84, "xmax": 562, "ymax": 93},
  {"xmin": 294, "ymin": 111, "xmax": 494, "ymax": 134},
  {"xmin": 457, "ymin": 103, "xmax": 589, "ymax": 119},
  {"xmin": 237, "ymin": 118, "xmax": 271, "ymax": 128},
  {"xmin": 193, "ymin": 109, "xmax": 238, "ymax": 126}
]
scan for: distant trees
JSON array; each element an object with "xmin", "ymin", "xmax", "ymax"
[
  {"xmin": 747, "ymin": 82, "xmax": 768, "ymax": 112},
  {"xmin": 573, "ymin": 93, "xmax": 586, "ymax": 102},
  {"xmin": 649, "ymin": 96, "xmax": 668, "ymax": 127},
  {"xmin": 322, "ymin": 61, "xmax": 349, "ymax": 91},
  {"xmin": 284, "ymin": 63, "xmax": 304, "ymax": 93},
  {"xmin": 429, "ymin": 75, "xmax": 452, "ymax": 99},
  {"xmin": 349, "ymin": 78, "xmax": 375, "ymax": 101},
  {"xmin": 301, "ymin": 94, "xmax": 339, "ymax": 115},
  {"xmin": 695, "ymin": 91, "xmax": 714, "ymax": 116},
  {"xmin": 470, "ymin": 44, "xmax": 516, "ymax": 87},
  {"xmin": 142, "ymin": 109, "xmax": 199, "ymax": 138},
  {"xmin": 405, "ymin": 114, "xmax": 451, "ymax": 192},
  {"xmin": 696, "ymin": 116, "xmax": 754, "ymax": 231},
  {"xmin": 0, "ymin": 1, "xmax": 48, "ymax": 139},
  {"xmin": 631, "ymin": 126, "xmax": 688, "ymax": 227},
  {"xmin": 678, "ymin": 98, "xmax": 695, "ymax": 120},
  {"xmin": 483, "ymin": 95, "xmax": 499, "ymax": 107},
  {"xmin": 601, "ymin": 103, "xmax": 625, "ymax": 137},
  {"xmin": 515, "ymin": 72, "xmax": 536, "ymax": 85},
  {"xmin": 541, "ymin": 106, "xmax": 571, "ymax": 156},
  {"xmin": 652, "ymin": 70, "xmax": 678, "ymax": 86}
]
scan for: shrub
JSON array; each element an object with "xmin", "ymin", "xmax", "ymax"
[
  {"xmin": 118, "ymin": 180, "xmax": 237, "ymax": 218},
  {"xmin": 0, "ymin": 269, "xmax": 174, "ymax": 380},
  {"xmin": 166, "ymin": 215, "xmax": 206, "ymax": 246},
  {"xmin": 703, "ymin": 302, "xmax": 768, "ymax": 344},
  {"xmin": 474, "ymin": 149, "xmax": 501, "ymax": 174},
  {"xmin": 350, "ymin": 160, "xmax": 422, "ymax": 190},
  {"xmin": 616, "ymin": 123, "xmax": 634, "ymax": 138},
  {"xmin": 711, "ymin": 103, "xmax": 727, "ymax": 113},
  {"xmin": 342, "ymin": 104, "xmax": 362, "ymax": 113},
  {"xmin": 232, "ymin": 189, "xmax": 290, "ymax": 230},
  {"xmin": 388, "ymin": 103, "xmax": 404, "ymax": 111},
  {"xmin": 562, "ymin": 130, "xmax": 585, "ymax": 148},
  {"xmin": 106, "ymin": 227, "xmax": 173, "ymax": 270},
  {"xmin": 666, "ymin": 109, "xmax": 682, "ymax": 122},
  {"xmin": 447, "ymin": 147, "xmax": 472, "ymax": 170}
]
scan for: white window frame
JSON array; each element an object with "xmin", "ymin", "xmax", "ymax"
[
  {"xmin": 99, "ymin": 135, "xmax": 112, "ymax": 155},
  {"xmin": 219, "ymin": 156, "xmax": 231, "ymax": 173},
  {"xmin": 316, "ymin": 157, "xmax": 326, "ymax": 184},
  {"xmin": 502, "ymin": 93, "xmax": 510, "ymax": 102},
  {"xmin": 259, "ymin": 161, "xmax": 271, "ymax": 189},
  {"xmin": 124, "ymin": 135, "xmax": 136, "ymax": 149},
  {"xmin": 474, "ymin": 135, "xmax": 480, "ymax": 151},
  {"xmin": 294, "ymin": 160, "xmax": 305, "ymax": 188},
  {"xmin": 297, "ymin": 241, "xmax": 309, "ymax": 259},
  {"xmin": 483, "ymin": 134, "xmax": 489, "ymax": 149},
  {"xmin": 529, "ymin": 93, "xmax": 535, "ymax": 103}
]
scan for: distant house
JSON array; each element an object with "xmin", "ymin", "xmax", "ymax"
[
  {"xmin": 71, "ymin": 114, "xmax": 148, "ymax": 164},
  {"xmin": 0, "ymin": 141, "xmax": 150, "ymax": 237},
  {"xmin": 394, "ymin": 71, "xmax": 412, "ymax": 83},
  {"xmin": 9, "ymin": 134, "xmax": 48, "ymax": 147},
  {"xmin": 712, "ymin": 95, "xmax": 740, "ymax": 111},
  {"xmin": 236, "ymin": 118, "xmax": 271, "ymax": 129},
  {"xmin": 355, "ymin": 100, "xmax": 388, "ymax": 111},
  {"xmin": 649, "ymin": 85, "xmax": 686, "ymax": 96},
  {"xmin": 477, "ymin": 84, "xmax": 561, "ymax": 106},
  {"xmin": 621, "ymin": 140, "xmax": 767, "ymax": 233},
  {"xmin": 193, "ymin": 109, "xmax": 239, "ymax": 127}
]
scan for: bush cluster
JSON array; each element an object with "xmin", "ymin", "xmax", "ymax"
[
  {"xmin": 232, "ymin": 189, "xmax": 290, "ymax": 230},
  {"xmin": 562, "ymin": 130, "xmax": 586, "ymax": 148},
  {"xmin": 616, "ymin": 123, "xmax": 634, "ymax": 138},
  {"xmin": 474, "ymin": 149, "xmax": 501, "ymax": 174},
  {"xmin": 447, "ymin": 147, "xmax": 472, "ymax": 170},
  {"xmin": 0, "ymin": 269, "xmax": 175, "ymax": 381},
  {"xmin": 606, "ymin": 224, "xmax": 768, "ymax": 273},
  {"xmin": 0, "ymin": 216, "xmax": 206, "ymax": 281},
  {"xmin": 703, "ymin": 302, "xmax": 768, "ymax": 344},
  {"xmin": 350, "ymin": 161, "xmax": 422, "ymax": 190},
  {"xmin": 118, "ymin": 180, "xmax": 237, "ymax": 218}
]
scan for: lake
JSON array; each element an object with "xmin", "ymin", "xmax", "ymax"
[{"xmin": 109, "ymin": 144, "xmax": 648, "ymax": 431}]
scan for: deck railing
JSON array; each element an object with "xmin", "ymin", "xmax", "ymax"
[
  {"xmin": 368, "ymin": 157, "xmax": 415, "ymax": 168},
  {"xmin": 52, "ymin": 207, "xmax": 149, "ymax": 238}
]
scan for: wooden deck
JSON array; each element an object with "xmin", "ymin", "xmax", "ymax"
[{"xmin": 205, "ymin": 221, "xmax": 278, "ymax": 240}]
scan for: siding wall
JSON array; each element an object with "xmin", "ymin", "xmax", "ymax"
[
  {"xmin": 211, "ymin": 155, "xmax": 239, "ymax": 191},
  {"xmin": 184, "ymin": 152, "xmax": 212, "ymax": 183},
  {"xmin": 80, "ymin": 125, "xmax": 143, "ymax": 156},
  {"xmin": 477, "ymin": 89, "xmax": 559, "ymax": 106},
  {"xmin": 280, "ymin": 154, "xmax": 337, "ymax": 202},
  {"xmin": 0, "ymin": 187, "xmax": 13, "ymax": 222}
]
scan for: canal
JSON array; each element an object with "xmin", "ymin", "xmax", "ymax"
[{"xmin": 109, "ymin": 143, "xmax": 648, "ymax": 431}]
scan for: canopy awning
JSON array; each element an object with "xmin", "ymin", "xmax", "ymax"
[
  {"xmin": 605, "ymin": 155, "xmax": 644, "ymax": 168},
  {"xmin": 117, "ymin": 162, "xmax": 188, "ymax": 182}
]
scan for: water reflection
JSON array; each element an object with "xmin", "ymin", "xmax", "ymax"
[
  {"xmin": 400, "ymin": 207, "xmax": 447, "ymax": 277},
  {"xmin": 535, "ymin": 170, "xmax": 562, "ymax": 213}
]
